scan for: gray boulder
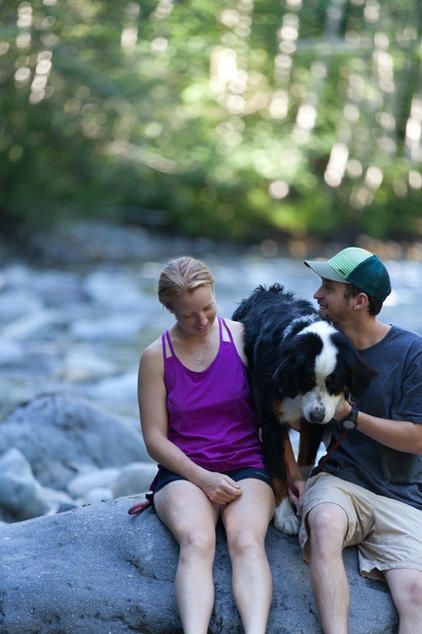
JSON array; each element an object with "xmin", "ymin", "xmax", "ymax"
[
  {"xmin": 0, "ymin": 448, "xmax": 49, "ymax": 521},
  {"xmin": 0, "ymin": 495, "xmax": 398, "ymax": 634},
  {"xmin": 112, "ymin": 462, "xmax": 159, "ymax": 498},
  {"xmin": 0, "ymin": 393, "xmax": 151, "ymax": 490}
]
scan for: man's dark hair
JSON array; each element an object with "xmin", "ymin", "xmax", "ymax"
[{"xmin": 343, "ymin": 284, "xmax": 383, "ymax": 316}]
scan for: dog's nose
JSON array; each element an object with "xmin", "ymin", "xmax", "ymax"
[{"xmin": 308, "ymin": 410, "xmax": 325, "ymax": 423}]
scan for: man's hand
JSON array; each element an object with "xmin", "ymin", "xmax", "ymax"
[{"xmin": 288, "ymin": 478, "xmax": 306, "ymax": 507}]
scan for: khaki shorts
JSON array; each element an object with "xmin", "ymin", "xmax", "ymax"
[{"xmin": 297, "ymin": 472, "xmax": 422, "ymax": 582}]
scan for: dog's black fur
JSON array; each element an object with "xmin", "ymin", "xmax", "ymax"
[{"xmin": 232, "ymin": 283, "xmax": 375, "ymax": 532}]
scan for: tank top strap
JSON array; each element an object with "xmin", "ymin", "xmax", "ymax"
[
  {"xmin": 220, "ymin": 317, "xmax": 235, "ymax": 344},
  {"xmin": 162, "ymin": 320, "xmax": 232, "ymax": 361},
  {"xmin": 162, "ymin": 330, "xmax": 175, "ymax": 359}
]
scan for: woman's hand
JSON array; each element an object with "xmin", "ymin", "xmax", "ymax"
[{"xmin": 199, "ymin": 471, "xmax": 243, "ymax": 505}]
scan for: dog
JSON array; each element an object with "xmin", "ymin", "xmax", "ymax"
[{"xmin": 232, "ymin": 283, "xmax": 375, "ymax": 534}]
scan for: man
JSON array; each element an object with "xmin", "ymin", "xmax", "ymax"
[{"xmin": 297, "ymin": 246, "xmax": 422, "ymax": 634}]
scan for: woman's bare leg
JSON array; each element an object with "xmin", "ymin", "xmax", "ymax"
[
  {"xmin": 154, "ymin": 480, "xmax": 219, "ymax": 634},
  {"xmin": 221, "ymin": 479, "xmax": 275, "ymax": 634}
]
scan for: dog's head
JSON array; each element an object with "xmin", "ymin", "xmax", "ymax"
[{"xmin": 273, "ymin": 319, "xmax": 375, "ymax": 424}]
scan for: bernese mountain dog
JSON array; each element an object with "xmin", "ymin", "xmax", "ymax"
[{"xmin": 232, "ymin": 283, "xmax": 374, "ymax": 534}]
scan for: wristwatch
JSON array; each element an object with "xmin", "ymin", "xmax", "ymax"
[{"xmin": 341, "ymin": 404, "xmax": 359, "ymax": 430}]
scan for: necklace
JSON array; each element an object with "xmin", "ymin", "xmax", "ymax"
[{"xmin": 185, "ymin": 329, "xmax": 213, "ymax": 366}]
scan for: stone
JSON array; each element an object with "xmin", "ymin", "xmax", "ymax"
[
  {"xmin": 59, "ymin": 348, "xmax": 116, "ymax": 383},
  {"xmin": 0, "ymin": 496, "xmax": 398, "ymax": 634},
  {"xmin": 84, "ymin": 486, "xmax": 114, "ymax": 504},
  {"xmin": 67, "ymin": 467, "xmax": 121, "ymax": 498},
  {"xmin": 0, "ymin": 448, "xmax": 50, "ymax": 522},
  {"xmin": 0, "ymin": 393, "xmax": 152, "ymax": 491},
  {"xmin": 111, "ymin": 462, "xmax": 158, "ymax": 498},
  {"xmin": 83, "ymin": 270, "xmax": 146, "ymax": 309}
]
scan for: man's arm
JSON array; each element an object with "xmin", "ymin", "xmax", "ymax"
[{"xmin": 336, "ymin": 401, "xmax": 422, "ymax": 455}]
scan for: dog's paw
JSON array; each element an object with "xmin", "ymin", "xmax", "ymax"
[{"xmin": 273, "ymin": 498, "xmax": 300, "ymax": 535}]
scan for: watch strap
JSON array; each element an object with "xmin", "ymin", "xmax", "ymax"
[{"xmin": 341, "ymin": 404, "xmax": 359, "ymax": 430}]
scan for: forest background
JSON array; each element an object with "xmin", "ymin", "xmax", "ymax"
[{"xmin": 1, "ymin": 0, "xmax": 421, "ymax": 251}]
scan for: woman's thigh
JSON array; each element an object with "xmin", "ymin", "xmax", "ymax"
[
  {"xmin": 221, "ymin": 478, "xmax": 275, "ymax": 540},
  {"xmin": 154, "ymin": 479, "xmax": 220, "ymax": 544}
]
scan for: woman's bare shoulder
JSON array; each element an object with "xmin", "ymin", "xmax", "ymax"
[
  {"xmin": 140, "ymin": 334, "xmax": 163, "ymax": 366},
  {"xmin": 222, "ymin": 318, "xmax": 246, "ymax": 355},
  {"xmin": 223, "ymin": 317, "xmax": 244, "ymax": 335}
]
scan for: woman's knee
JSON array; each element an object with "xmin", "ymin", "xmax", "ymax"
[
  {"xmin": 226, "ymin": 526, "xmax": 265, "ymax": 559},
  {"xmin": 179, "ymin": 527, "xmax": 216, "ymax": 558}
]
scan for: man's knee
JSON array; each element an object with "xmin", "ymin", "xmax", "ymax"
[
  {"xmin": 408, "ymin": 576, "xmax": 422, "ymax": 609},
  {"xmin": 388, "ymin": 570, "xmax": 422, "ymax": 614},
  {"xmin": 307, "ymin": 503, "xmax": 348, "ymax": 551}
]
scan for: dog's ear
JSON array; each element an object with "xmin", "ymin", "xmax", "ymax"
[
  {"xmin": 284, "ymin": 315, "xmax": 318, "ymax": 340},
  {"xmin": 272, "ymin": 338, "xmax": 306, "ymax": 398},
  {"xmin": 273, "ymin": 365, "xmax": 300, "ymax": 398}
]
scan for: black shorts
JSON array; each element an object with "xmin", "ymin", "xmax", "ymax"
[{"xmin": 152, "ymin": 466, "xmax": 273, "ymax": 494}]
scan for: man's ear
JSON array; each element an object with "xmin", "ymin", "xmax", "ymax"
[{"xmin": 353, "ymin": 292, "xmax": 368, "ymax": 310}]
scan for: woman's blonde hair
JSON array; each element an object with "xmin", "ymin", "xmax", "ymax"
[{"xmin": 158, "ymin": 256, "xmax": 216, "ymax": 310}]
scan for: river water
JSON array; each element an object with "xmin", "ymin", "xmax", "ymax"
[{"xmin": 1, "ymin": 222, "xmax": 421, "ymax": 423}]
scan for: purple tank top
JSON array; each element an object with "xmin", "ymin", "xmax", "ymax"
[{"xmin": 162, "ymin": 317, "xmax": 265, "ymax": 472}]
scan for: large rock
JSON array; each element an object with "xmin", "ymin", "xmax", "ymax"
[
  {"xmin": 0, "ymin": 448, "xmax": 50, "ymax": 521},
  {"xmin": 0, "ymin": 393, "xmax": 151, "ymax": 490},
  {"xmin": 0, "ymin": 496, "xmax": 398, "ymax": 634}
]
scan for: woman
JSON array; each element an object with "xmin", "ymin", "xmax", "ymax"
[{"xmin": 138, "ymin": 256, "xmax": 301, "ymax": 634}]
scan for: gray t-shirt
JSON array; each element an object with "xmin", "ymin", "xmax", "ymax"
[{"xmin": 317, "ymin": 325, "xmax": 422, "ymax": 510}]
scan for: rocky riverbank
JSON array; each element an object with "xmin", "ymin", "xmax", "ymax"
[
  {"xmin": 0, "ymin": 220, "xmax": 411, "ymax": 632},
  {"xmin": 2, "ymin": 220, "xmax": 422, "ymax": 425},
  {"xmin": 1, "ymin": 220, "xmax": 422, "ymax": 520}
]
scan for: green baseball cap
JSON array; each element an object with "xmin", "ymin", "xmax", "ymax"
[{"xmin": 304, "ymin": 247, "xmax": 391, "ymax": 302}]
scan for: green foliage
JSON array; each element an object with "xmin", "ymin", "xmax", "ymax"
[{"xmin": 0, "ymin": 0, "xmax": 421, "ymax": 244}]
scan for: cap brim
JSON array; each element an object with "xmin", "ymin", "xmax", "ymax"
[{"xmin": 304, "ymin": 260, "xmax": 348, "ymax": 283}]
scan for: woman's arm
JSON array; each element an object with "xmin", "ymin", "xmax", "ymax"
[
  {"xmin": 138, "ymin": 339, "xmax": 201, "ymax": 476},
  {"xmin": 138, "ymin": 340, "xmax": 242, "ymax": 504}
]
